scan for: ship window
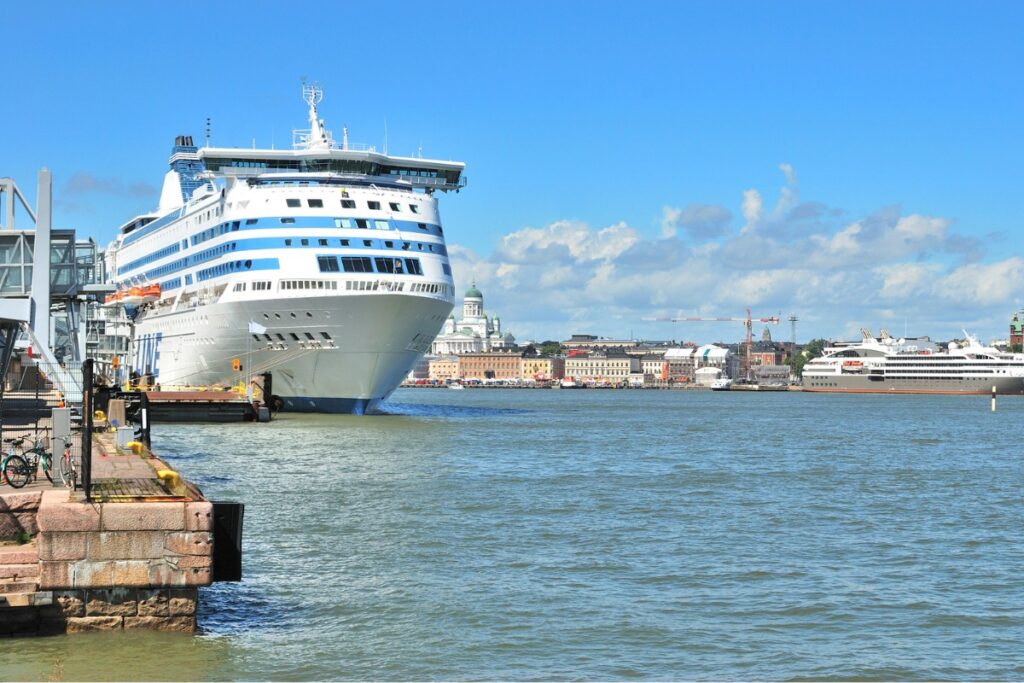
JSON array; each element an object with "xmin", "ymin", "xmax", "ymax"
[
  {"xmin": 305, "ymin": 332, "xmax": 315, "ymax": 340},
  {"xmin": 442, "ymin": 263, "xmax": 451, "ymax": 276},
  {"xmin": 334, "ymin": 218, "xmax": 353, "ymax": 228},
  {"xmin": 363, "ymin": 239, "xmax": 372, "ymax": 247},
  {"xmin": 281, "ymin": 218, "xmax": 295, "ymax": 224},
  {"xmin": 317, "ymin": 256, "xmax": 340, "ymax": 273},
  {"xmin": 341, "ymin": 199, "xmax": 356, "ymax": 209},
  {"xmin": 405, "ymin": 258, "xmax": 423, "ymax": 275},
  {"xmin": 402, "ymin": 242, "xmax": 410, "ymax": 250},
  {"xmin": 389, "ymin": 202, "xmax": 400, "ymax": 211},
  {"xmin": 264, "ymin": 334, "xmax": 273, "ymax": 342},
  {"xmin": 285, "ymin": 239, "xmax": 292, "ymax": 246},
  {"xmin": 375, "ymin": 220, "xmax": 389, "ymax": 230},
  {"xmin": 252, "ymin": 334, "xmax": 261, "ymax": 342},
  {"xmin": 290, "ymin": 333, "xmax": 300, "ymax": 341},
  {"xmin": 385, "ymin": 241, "xmax": 394, "ymax": 248},
  {"xmin": 246, "ymin": 219, "xmax": 257, "ymax": 225},
  {"xmin": 355, "ymin": 219, "xmax": 369, "ymax": 229},
  {"xmin": 308, "ymin": 199, "xmax": 323, "ymax": 208},
  {"xmin": 318, "ymin": 239, "xmax": 328, "ymax": 246},
  {"xmin": 368, "ymin": 201, "xmax": 381, "ymax": 210},
  {"xmin": 276, "ymin": 333, "xmax": 285, "ymax": 341},
  {"xmin": 340, "ymin": 239, "xmax": 350, "ymax": 246},
  {"xmin": 321, "ymin": 332, "xmax": 332, "ymax": 340},
  {"xmin": 286, "ymin": 198, "xmax": 301, "ymax": 208},
  {"xmin": 341, "ymin": 256, "xmax": 373, "ymax": 273},
  {"xmin": 417, "ymin": 223, "xmax": 427, "ymax": 230},
  {"xmin": 301, "ymin": 239, "xmax": 309, "ymax": 246},
  {"xmin": 375, "ymin": 257, "xmax": 396, "ymax": 273},
  {"xmin": 409, "ymin": 205, "xmax": 420, "ymax": 214}
]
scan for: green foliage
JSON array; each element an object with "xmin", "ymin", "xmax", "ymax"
[
  {"xmin": 791, "ymin": 338, "xmax": 828, "ymax": 377},
  {"xmin": 16, "ymin": 531, "xmax": 31, "ymax": 545},
  {"xmin": 538, "ymin": 341, "xmax": 563, "ymax": 356},
  {"xmin": 1010, "ymin": 343, "xmax": 1023, "ymax": 353}
]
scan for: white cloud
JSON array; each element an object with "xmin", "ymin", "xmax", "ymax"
[
  {"xmin": 446, "ymin": 166, "xmax": 1013, "ymax": 343},
  {"xmin": 937, "ymin": 258, "xmax": 1024, "ymax": 307},
  {"xmin": 740, "ymin": 189, "xmax": 762, "ymax": 234}
]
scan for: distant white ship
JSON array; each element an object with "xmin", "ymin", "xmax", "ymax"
[
  {"xmin": 710, "ymin": 378, "xmax": 732, "ymax": 391},
  {"xmin": 802, "ymin": 331, "xmax": 1024, "ymax": 394},
  {"xmin": 104, "ymin": 86, "xmax": 465, "ymax": 414}
]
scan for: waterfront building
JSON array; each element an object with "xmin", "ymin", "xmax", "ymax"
[
  {"xmin": 564, "ymin": 352, "xmax": 641, "ymax": 383},
  {"xmin": 459, "ymin": 350, "xmax": 523, "ymax": 380},
  {"xmin": 641, "ymin": 355, "xmax": 668, "ymax": 382},
  {"xmin": 429, "ymin": 356, "xmax": 460, "ymax": 381},
  {"xmin": 664, "ymin": 344, "xmax": 738, "ymax": 381},
  {"xmin": 1011, "ymin": 311, "xmax": 1024, "ymax": 347},
  {"xmin": 753, "ymin": 364, "xmax": 792, "ymax": 384},
  {"xmin": 562, "ymin": 334, "xmax": 639, "ymax": 352},
  {"xmin": 431, "ymin": 281, "xmax": 515, "ymax": 355},
  {"xmin": 407, "ymin": 356, "xmax": 431, "ymax": 380},
  {"xmin": 520, "ymin": 355, "xmax": 565, "ymax": 381}
]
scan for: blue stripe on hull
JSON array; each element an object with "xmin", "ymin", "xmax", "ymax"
[{"xmin": 281, "ymin": 396, "xmax": 381, "ymax": 415}]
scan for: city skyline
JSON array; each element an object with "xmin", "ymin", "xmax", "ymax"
[{"xmin": 2, "ymin": 1, "xmax": 1021, "ymax": 342}]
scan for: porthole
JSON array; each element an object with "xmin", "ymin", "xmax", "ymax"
[{"xmin": 306, "ymin": 312, "xmax": 313, "ymax": 318}]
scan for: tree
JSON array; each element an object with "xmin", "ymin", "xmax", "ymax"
[
  {"xmin": 791, "ymin": 338, "xmax": 828, "ymax": 377},
  {"xmin": 538, "ymin": 341, "xmax": 563, "ymax": 356}
]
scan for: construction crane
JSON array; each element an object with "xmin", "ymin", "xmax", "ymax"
[{"xmin": 646, "ymin": 308, "xmax": 780, "ymax": 380}]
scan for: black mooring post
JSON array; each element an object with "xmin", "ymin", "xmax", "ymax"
[
  {"xmin": 139, "ymin": 391, "xmax": 151, "ymax": 448},
  {"xmin": 82, "ymin": 358, "xmax": 93, "ymax": 501}
]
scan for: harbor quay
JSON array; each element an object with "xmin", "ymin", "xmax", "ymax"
[{"xmin": 0, "ymin": 427, "xmax": 219, "ymax": 636}]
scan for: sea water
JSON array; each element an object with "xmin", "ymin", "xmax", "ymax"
[{"xmin": 2, "ymin": 389, "xmax": 1022, "ymax": 680}]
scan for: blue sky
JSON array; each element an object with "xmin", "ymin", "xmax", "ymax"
[{"xmin": 2, "ymin": 1, "xmax": 1022, "ymax": 343}]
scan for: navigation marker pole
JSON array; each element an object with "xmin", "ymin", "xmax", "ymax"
[{"xmin": 992, "ymin": 385, "xmax": 996, "ymax": 412}]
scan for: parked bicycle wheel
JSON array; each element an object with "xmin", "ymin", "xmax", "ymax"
[
  {"xmin": 59, "ymin": 450, "xmax": 73, "ymax": 488},
  {"xmin": 41, "ymin": 452, "xmax": 54, "ymax": 484},
  {"xmin": 3, "ymin": 455, "xmax": 31, "ymax": 489}
]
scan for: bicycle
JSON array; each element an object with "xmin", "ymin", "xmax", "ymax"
[
  {"xmin": 54, "ymin": 434, "xmax": 76, "ymax": 489},
  {"xmin": 2, "ymin": 435, "xmax": 55, "ymax": 489}
]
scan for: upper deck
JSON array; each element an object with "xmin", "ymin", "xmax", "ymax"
[{"xmin": 198, "ymin": 147, "xmax": 466, "ymax": 193}]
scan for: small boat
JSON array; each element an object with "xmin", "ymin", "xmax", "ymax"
[
  {"xmin": 447, "ymin": 382, "xmax": 465, "ymax": 390},
  {"xmin": 711, "ymin": 378, "xmax": 732, "ymax": 391},
  {"xmin": 559, "ymin": 379, "xmax": 581, "ymax": 389}
]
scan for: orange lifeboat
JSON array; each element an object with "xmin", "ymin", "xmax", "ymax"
[
  {"xmin": 120, "ymin": 287, "xmax": 145, "ymax": 306},
  {"xmin": 102, "ymin": 291, "xmax": 125, "ymax": 307},
  {"xmin": 137, "ymin": 284, "xmax": 161, "ymax": 303}
]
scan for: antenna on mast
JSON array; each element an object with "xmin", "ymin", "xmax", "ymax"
[
  {"xmin": 383, "ymin": 118, "xmax": 389, "ymax": 155},
  {"xmin": 205, "ymin": 117, "xmax": 211, "ymax": 147}
]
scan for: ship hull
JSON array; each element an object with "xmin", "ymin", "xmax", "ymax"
[
  {"xmin": 802, "ymin": 375, "xmax": 1024, "ymax": 395},
  {"xmin": 131, "ymin": 293, "xmax": 452, "ymax": 414}
]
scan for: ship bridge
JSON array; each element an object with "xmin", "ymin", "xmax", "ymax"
[{"xmin": 198, "ymin": 148, "xmax": 466, "ymax": 193}]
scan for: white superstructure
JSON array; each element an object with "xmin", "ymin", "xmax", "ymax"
[
  {"xmin": 802, "ymin": 330, "xmax": 1024, "ymax": 394},
  {"xmin": 104, "ymin": 86, "xmax": 464, "ymax": 413}
]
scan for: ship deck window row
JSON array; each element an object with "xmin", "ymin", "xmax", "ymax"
[
  {"xmin": 281, "ymin": 279, "xmax": 339, "ymax": 291},
  {"xmin": 121, "ymin": 236, "xmax": 449, "ymax": 285},
  {"xmin": 318, "ymin": 255, "xmax": 426, "ymax": 276},
  {"xmin": 123, "ymin": 216, "xmax": 443, "ymax": 264}
]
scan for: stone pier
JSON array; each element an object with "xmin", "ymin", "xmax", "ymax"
[{"xmin": 0, "ymin": 433, "xmax": 216, "ymax": 636}]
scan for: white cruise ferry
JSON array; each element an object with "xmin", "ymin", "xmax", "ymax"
[
  {"xmin": 104, "ymin": 86, "xmax": 463, "ymax": 413},
  {"xmin": 802, "ymin": 331, "xmax": 1024, "ymax": 394}
]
